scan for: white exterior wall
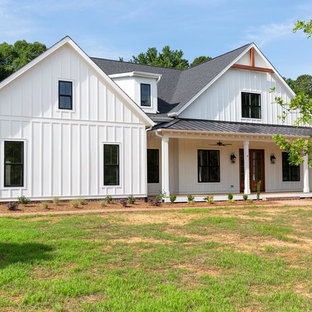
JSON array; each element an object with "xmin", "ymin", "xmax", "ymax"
[
  {"xmin": 0, "ymin": 45, "xmax": 148, "ymax": 200},
  {"xmin": 112, "ymin": 76, "xmax": 158, "ymax": 114},
  {"xmin": 147, "ymin": 136, "xmax": 312, "ymax": 195},
  {"xmin": 180, "ymin": 69, "xmax": 298, "ymax": 126}
]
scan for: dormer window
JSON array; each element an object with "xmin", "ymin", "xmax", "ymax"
[
  {"xmin": 59, "ymin": 81, "xmax": 72, "ymax": 110},
  {"xmin": 140, "ymin": 83, "xmax": 151, "ymax": 107}
]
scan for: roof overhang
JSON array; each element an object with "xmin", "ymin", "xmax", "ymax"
[{"xmin": 109, "ymin": 71, "xmax": 162, "ymax": 82}]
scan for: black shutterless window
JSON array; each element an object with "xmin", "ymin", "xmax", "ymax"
[
  {"xmin": 4, "ymin": 141, "xmax": 24, "ymax": 187},
  {"xmin": 242, "ymin": 92, "xmax": 261, "ymax": 119},
  {"xmin": 104, "ymin": 144, "xmax": 119, "ymax": 186},
  {"xmin": 141, "ymin": 83, "xmax": 151, "ymax": 107},
  {"xmin": 59, "ymin": 81, "xmax": 72, "ymax": 110},
  {"xmin": 198, "ymin": 150, "xmax": 220, "ymax": 182},
  {"xmin": 282, "ymin": 152, "xmax": 300, "ymax": 181},
  {"xmin": 147, "ymin": 149, "xmax": 159, "ymax": 183}
]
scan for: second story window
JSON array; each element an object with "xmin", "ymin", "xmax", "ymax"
[
  {"xmin": 242, "ymin": 92, "xmax": 261, "ymax": 119},
  {"xmin": 141, "ymin": 83, "xmax": 151, "ymax": 107},
  {"xmin": 59, "ymin": 81, "xmax": 72, "ymax": 110}
]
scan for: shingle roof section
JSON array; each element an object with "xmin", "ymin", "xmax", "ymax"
[
  {"xmin": 91, "ymin": 43, "xmax": 251, "ymax": 115},
  {"xmin": 153, "ymin": 119, "xmax": 312, "ymax": 137}
]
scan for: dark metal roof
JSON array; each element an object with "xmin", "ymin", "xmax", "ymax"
[
  {"xmin": 91, "ymin": 43, "xmax": 251, "ymax": 115},
  {"xmin": 153, "ymin": 119, "xmax": 312, "ymax": 137}
]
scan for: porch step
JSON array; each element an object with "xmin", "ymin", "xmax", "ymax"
[{"xmin": 262, "ymin": 196, "xmax": 301, "ymax": 201}]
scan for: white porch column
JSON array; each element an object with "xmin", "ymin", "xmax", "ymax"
[
  {"xmin": 244, "ymin": 140, "xmax": 250, "ymax": 195},
  {"xmin": 161, "ymin": 135, "xmax": 170, "ymax": 197},
  {"xmin": 303, "ymin": 154, "xmax": 310, "ymax": 193}
]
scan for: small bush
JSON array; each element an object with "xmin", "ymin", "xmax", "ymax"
[
  {"xmin": 204, "ymin": 195, "xmax": 214, "ymax": 204},
  {"xmin": 120, "ymin": 198, "xmax": 127, "ymax": 207},
  {"xmin": 228, "ymin": 193, "xmax": 233, "ymax": 200},
  {"xmin": 7, "ymin": 202, "xmax": 18, "ymax": 211},
  {"xmin": 100, "ymin": 200, "xmax": 107, "ymax": 207},
  {"xmin": 78, "ymin": 198, "xmax": 87, "ymax": 205},
  {"xmin": 128, "ymin": 195, "xmax": 135, "ymax": 205},
  {"xmin": 256, "ymin": 180, "xmax": 261, "ymax": 200},
  {"xmin": 18, "ymin": 195, "xmax": 30, "ymax": 205},
  {"xmin": 187, "ymin": 194, "xmax": 194, "ymax": 204},
  {"xmin": 228, "ymin": 199, "xmax": 235, "ymax": 203},
  {"xmin": 70, "ymin": 200, "xmax": 80, "ymax": 208},
  {"xmin": 170, "ymin": 194, "xmax": 177, "ymax": 203},
  {"xmin": 53, "ymin": 197, "xmax": 60, "ymax": 205},
  {"xmin": 42, "ymin": 201, "xmax": 49, "ymax": 209},
  {"xmin": 104, "ymin": 195, "xmax": 113, "ymax": 204},
  {"xmin": 156, "ymin": 191, "xmax": 165, "ymax": 203},
  {"xmin": 243, "ymin": 194, "xmax": 248, "ymax": 201}
]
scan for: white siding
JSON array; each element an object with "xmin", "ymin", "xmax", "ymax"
[
  {"xmin": 180, "ymin": 69, "xmax": 297, "ymax": 126},
  {"xmin": 0, "ymin": 44, "xmax": 148, "ymax": 200}
]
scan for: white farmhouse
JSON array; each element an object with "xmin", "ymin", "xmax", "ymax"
[{"xmin": 0, "ymin": 36, "xmax": 311, "ymax": 201}]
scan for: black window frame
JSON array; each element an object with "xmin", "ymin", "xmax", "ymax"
[
  {"xmin": 241, "ymin": 92, "xmax": 261, "ymax": 119},
  {"xmin": 4, "ymin": 141, "xmax": 24, "ymax": 187},
  {"xmin": 58, "ymin": 80, "xmax": 73, "ymax": 110},
  {"xmin": 104, "ymin": 144, "xmax": 120, "ymax": 186},
  {"xmin": 147, "ymin": 149, "xmax": 159, "ymax": 183},
  {"xmin": 140, "ymin": 83, "xmax": 151, "ymax": 107},
  {"xmin": 198, "ymin": 150, "xmax": 220, "ymax": 183},
  {"xmin": 282, "ymin": 152, "xmax": 300, "ymax": 182}
]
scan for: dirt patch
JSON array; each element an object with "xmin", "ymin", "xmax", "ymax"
[
  {"xmin": 176, "ymin": 263, "xmax": 221, "ymax": 277},
  {"xmin": 111, "ymin": 237, "xmax": 170, "ymax": 244}
]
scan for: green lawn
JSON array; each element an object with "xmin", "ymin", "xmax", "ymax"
[{"xmin": 0, "ymin": 204, "xmax": 311, "ymax": 311}]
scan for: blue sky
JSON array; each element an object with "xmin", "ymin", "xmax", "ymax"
[{"xmin": 1, "ymin": 0, "xmax": 312, "ymax": 78}]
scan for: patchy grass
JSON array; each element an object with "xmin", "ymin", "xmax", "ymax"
[{"xmin": 0, "ymin": 204, "xmax": 311, "ymax": 311}]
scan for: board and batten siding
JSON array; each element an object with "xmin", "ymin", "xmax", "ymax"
[
  {"xmin": 0, "ymin": 44, "xmax": 148, "ymax": 200},
  {"xmin": 180, "ymin": 68, "xmax": 298, "ymax": 125}
]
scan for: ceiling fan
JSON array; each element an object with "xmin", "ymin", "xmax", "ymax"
[{"xmin": 209, "ymin": 141, "xmax": 232, "ymax": 147}]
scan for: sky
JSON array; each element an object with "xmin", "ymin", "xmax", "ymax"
[{"xmin": 0, "ymin": 0, "xmax": 312, "ymax": 78}]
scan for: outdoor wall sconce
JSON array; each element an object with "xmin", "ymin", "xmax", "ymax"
[
  {"xmin": 270, "ymin": 154, "xmax": 276, "ymax": 164},
  {"xmin": 230, "ymin": 153, "xmax": 236, "ymax": 163}
]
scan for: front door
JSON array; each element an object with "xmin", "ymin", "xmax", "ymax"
[{"xmin": 239, "ymin": 149, "xmax": 265, "ymax": 192}]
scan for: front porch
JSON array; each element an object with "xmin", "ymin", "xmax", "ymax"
[{"xmin": 147, "ymin": 124, "xmax": 312, "ymax": 202}]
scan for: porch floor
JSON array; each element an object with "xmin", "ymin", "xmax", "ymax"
[{"xmin": 165, "ymin": 192, "xmax": 312, "ymax": 203}]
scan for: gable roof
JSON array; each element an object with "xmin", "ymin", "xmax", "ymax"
[
  {"xmin": 153, "ymin": 118, "xmax": 312, "ymax": 137},
  {"xmin": 0, "ymin": 36, "xmax": 154, "ymax": 127},
  {"xmin": 92, "ymin": 43, "xmax": 252, "ymax": 115}
]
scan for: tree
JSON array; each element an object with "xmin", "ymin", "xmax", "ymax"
[
  {"xmin": 0, "ymin": 40, "xmax": 46, "ymax": 82},
  {"xmin": 190, "ymin": 56, "xmax": 211, "ymax": 67},
  {"xmin": 284, "ymin": 75, "xmax": 312, "ymax": 98},
  {"xmin": 273, "ymin": 19, "xmax": 312, "ymax": 167}
]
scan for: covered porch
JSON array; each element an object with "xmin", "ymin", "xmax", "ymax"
[{"xmin": 147, "ymin": 119, "xmax": 312, "ymax": 202}]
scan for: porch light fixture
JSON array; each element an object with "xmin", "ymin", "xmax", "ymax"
[
  {"xmin": 230, "ymin": 153, "xmax": 236, "ymax": 163},
  {"xmin": 270, "ymin": 154, "xmax": 276, "ymax": 164}
]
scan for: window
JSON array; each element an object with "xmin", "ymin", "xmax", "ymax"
[
  {"xmin": 104, "ymin": 144, "xmax": 119, "ymax": 185},
  {"xmin": 147, "ymin": 149, "xmax": 159, "ymax": 183},
  {"xmin": 4, "ymin": 141, "xmax": 24, "ymax": 187},
  {"xmin": 59, "ymin": 81, "xmax": 72, "ymax": 110},
  {"xmin": 282, "ymin": 152, "xmax": 300, "ymax": 181},
  {"xmin": 140, "ymin": 83, "xmax": 151, "ymax": 107},
  {"xmin": 198, "ymin": 150, "xmax": 220, "ymax": 182},
  {"xmin": 242, "ymin": 92, "xmax": 261, "ymax": 119}
]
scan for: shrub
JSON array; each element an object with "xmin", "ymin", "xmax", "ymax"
[
  {"xmin": 228, "ymin": 199, "xmax": 235, "ymax": 203},
  {"xmin": 70, "ymin": 200, "xmax": 80, "ymax": 208},
  {"xmin": 128, "ymin": 195, "xmax": 135, "ymax": 205},
  {"xmin": 228, "ymin": 193, "xmax": 233, "ymax": 200},
  {"xmin": 42, "ymin": 201, "xmax": 49, "ymax": 209},
  {"xmin": 256, "ymin": 180, "xmax": 261, "ymax": 200},
  {"xmin": 79, "ymin": 198, "xmax": 87, "ymax": 205},
  {"xmin": 120, "ymin": 198, "xmax": 127, "ymax": 207},
  {"xmin": 170, "ymin": 194, "xmax": 177, "ymax": 203},
  {"xmin": 7, "ymin": 202, "xmax": 18, "ymax": 211},
  {"xmin": 53, "ymin": 197, "xmax": 60, "ymax": 205},
  {"xmin": 243, "ymin": 194, "xmax": 248, "ymax": 201},
  {"xmin": 104, "ymin": 195, "xmax": 113, "ymax": 204},
  {"xmin": 100, "ymin": 200, "xmax": 107, "ymax": 207},
  {"xmin": 187, "ymin": 194, "xmax": 194, "ymax": 204},
  {"xmin": 18, "ymin": 195, "xmax": 30, "ymax": 205},
  {"xmin": 204, "ymin": 195, "xmax": 214, "ymax": 204},
  {"xmin": 156, "ymin": 191, "xmax": 165, "ymax": 203}
]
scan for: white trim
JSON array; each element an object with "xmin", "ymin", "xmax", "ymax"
[
  {"xmin": 169, "ymin": 43, "xmax": 296, "ymax": 117},
  {"xmin": 109, "ymin": 71, "xmax": 162, "ymax": 82},
  {"xmin": 0, "ymin": 36, "xmax": 154, "ymax": 127}
]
